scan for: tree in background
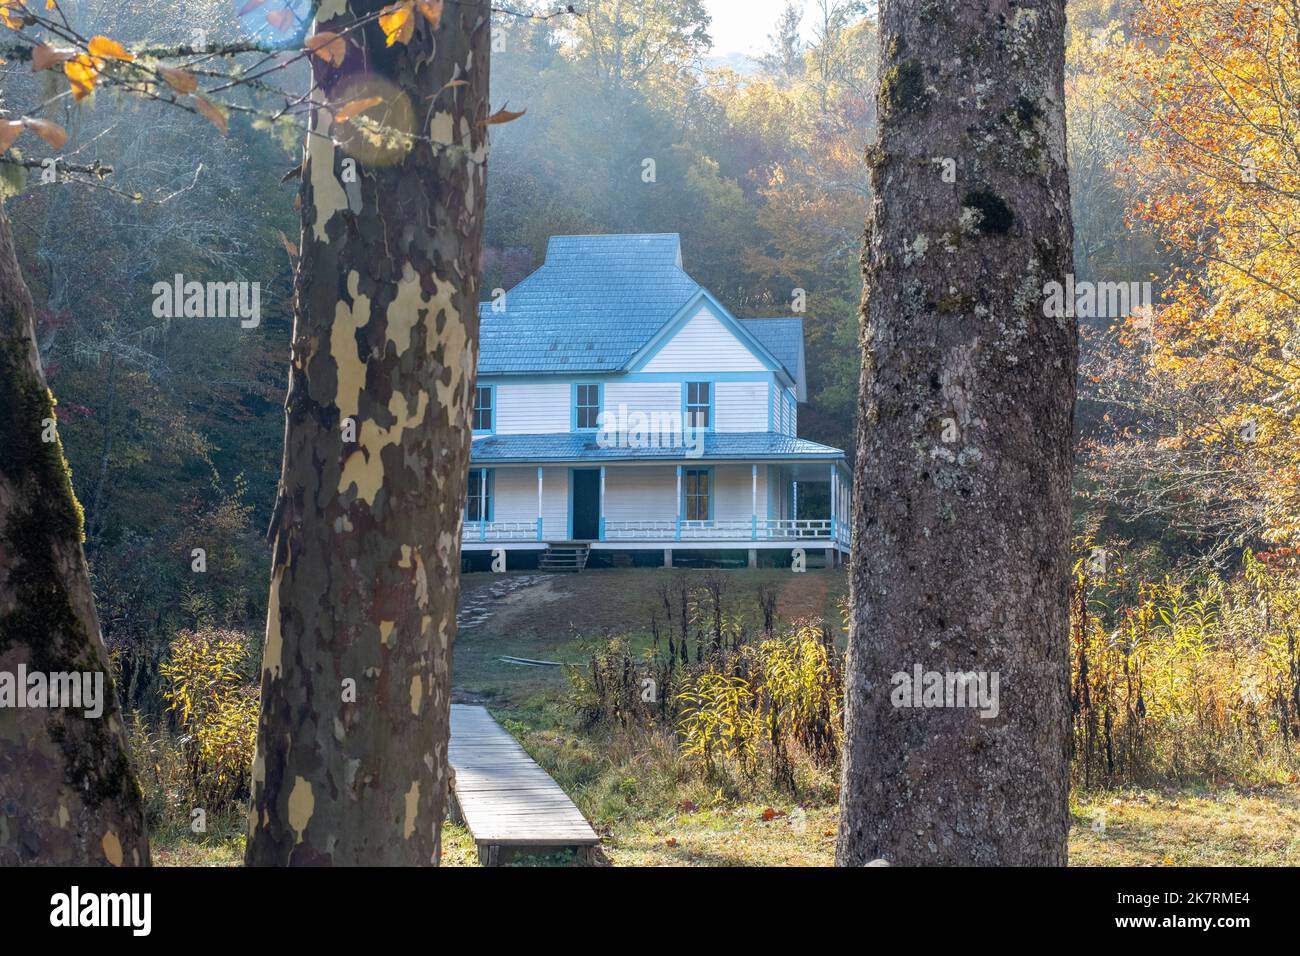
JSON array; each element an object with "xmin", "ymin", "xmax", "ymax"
[
  {"xmin": 1085, "ymin": 0, "xmax": 1300, "ymax": 550},
  {"xmin": 245, "ymin": 0, "xmax": 491, "ymax": 866},
  {"xmin": 838, "ymin": 0, "xmax": 1075, "ymax": 864}
]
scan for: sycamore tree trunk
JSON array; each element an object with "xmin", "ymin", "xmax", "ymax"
[
  {"xmin": 838, "ymin": 0, "xmax": 1075, "ymax": 865},
  {"xmin": 246, "ymin": 1, "xmax": 489, "ymax": 865},
  {"xmin": 0, "ymin": 202, "xmax": 149, "ymax": 866}
]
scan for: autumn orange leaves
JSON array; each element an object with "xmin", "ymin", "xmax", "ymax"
[
  {"xmin": 377, "ymin": 0, "xmax": 444, "ymax": 47},
  {"xmin": 1, "ymin": 33, "xmax": 142, "ymax": 154}
]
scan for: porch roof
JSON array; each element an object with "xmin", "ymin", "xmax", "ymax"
[{"xmin": 469, "ymin": 431, "xmax": 845, "ymax": 464}]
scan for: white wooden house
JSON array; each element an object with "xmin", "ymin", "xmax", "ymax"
[{"xmin": 466, "ymin": 234, "xmax": 849, "ymax": 570}]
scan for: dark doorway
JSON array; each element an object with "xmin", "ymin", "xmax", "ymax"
[{"xmin": 571, "ymin": 469, "xmax": 601, "ymax": 540}]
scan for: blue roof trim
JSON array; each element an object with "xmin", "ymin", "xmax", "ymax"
[{"xmin": 469, "ymin": 432, "xmax": 845, "ymax": 464}]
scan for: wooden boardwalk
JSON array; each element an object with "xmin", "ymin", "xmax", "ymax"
[{"xmin": 447, "ymin": 704, "xmax": 599, "ymax": 865}]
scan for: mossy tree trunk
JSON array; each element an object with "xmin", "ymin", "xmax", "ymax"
[
  {"xmin": 838, "ymin": 0, "xmax": 1075, "ymax": 865},
  {"xmin": 245, "ymin": 0, "xmax": 489, "ymax": 865},
  {"xmin": 0, "ymin": 201, "xmax": 150, "ymax": 866}
]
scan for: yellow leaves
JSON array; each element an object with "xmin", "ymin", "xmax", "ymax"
[
  {"xmin": 334, "ymin": 95, "xmax": 383, "ymax": 122},
  {"xmin": 158, "ymin": 65, "xmax": 198, "ymax": 95},
  {"xmin": 379, "ymin": 0, "xmax": 439, "ymax": 46},
  {"xmin": 0, "ymin": 117, "xmax": 70, "ymax": 153},
  {"xmin": 379, "ymin": 2, "xmax": 415, "ymax": 46},
  {"xmin": 63, "ymin": 54, "xmax": 101, "ymax": 100},
  {"xmin": 31, "ymin": 43, "xmax": 74, "ymax": 73},
  {"xmin": 305, "ymin": 31, "xmax": 348, "ymax": 67},
  {"xmin": 0, "ymin": 3, "xmax": 26, "ymax": 29},
  {"xmin": 87, "ymin": 35, "xmax": 135, "ymax": 62},
  {"xmin": 194, "ymin": 96, "xmax": 228, "ymax": 135}
]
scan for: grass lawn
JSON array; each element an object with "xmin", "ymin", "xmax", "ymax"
[{"xmin": 151, "ymin": 568, "xmax": 1300, "ymax": 866}]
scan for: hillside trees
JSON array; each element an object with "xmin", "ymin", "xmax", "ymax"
[
  {"xmin": 1085, "ymin": 0, "xmax": 1300, "ymax": 549},
  {"xmin": 838, "ymin": 0, "xmax": 1076, "ymax": 864}
]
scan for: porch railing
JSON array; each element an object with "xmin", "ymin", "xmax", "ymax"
[
  {"xmin": 462, "ymin": 519, "xmax": 540, "ymax": 543},
  {"xmin": 462, "ymin": 518, "xmax": 850, "ymax": 545},
  {"xmin": 603, "ymin": 518, "xmax": 850, "ymax": 544}
]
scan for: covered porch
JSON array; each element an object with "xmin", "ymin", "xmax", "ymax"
[{"xmin": 462, "ymin": 457, "xmax": 851, "ymax": 560}]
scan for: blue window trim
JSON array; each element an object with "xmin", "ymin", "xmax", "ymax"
[
  {"xmin": 465, "ymin": 467, "xmax": 494, "ymax": 522},
  {"xmin": 571, "ymin": 382, "xmax": 603, "ymax": 432},
  {"xmin": 681, "ymin": 379, "xmax": 714, "ymax": 434},
  {"xmin": 472, "ymin": 384, "xmax": 495, "ymax": 435},
  {"xmin": 681, "ymin": 464, "xmax": 714, "ymax": 523}
]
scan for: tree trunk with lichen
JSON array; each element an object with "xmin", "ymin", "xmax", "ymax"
[
  {"xmin": 837, "ymin": 0, "xmax": 1075, "ymax": 865},
  {"xmin": 0, "ymin": 201, "xmax": 150, "ymax": 866},
  {"xmin": 245, "ymin": 1, "xmax": 488, "ymax": 865}
]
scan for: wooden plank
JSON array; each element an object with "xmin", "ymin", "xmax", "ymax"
[{"xmin": 448, "ymin": 704, "xmax": 600, "ymax": 859}]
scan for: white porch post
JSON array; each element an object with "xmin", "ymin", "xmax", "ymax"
[
  {"xmin": 830, "ymin": 464, "xmax": 837, "ymax": 539},
  {"xmin": 536, "ymin": 466, "xmax": 543, "ymax": 541},
  {"xmin": 479, "ymin": 468, "xmax": 487, "ymax": 542},
  {"xmin": 675, "ymin": 464, "xmax": 682, "ymax": 541},
  {"xmin": 793, "ymin": 480, "xmax": 798, "ymax": 521},
  {"xmin": 751, "ymin": 463, "xmax": 758, "ymax": 540}
]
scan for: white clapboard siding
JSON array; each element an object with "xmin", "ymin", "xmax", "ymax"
[
  {"xmin": 603, "ymin": 381, "xmax": 681, "ymax": 426},
  {"xmin": 713, "ymin": 464, "xmax": 768, "ymax": 522},
  {"xmin": 603, "ymin": 465, "xmax": 679, "ymax": 523},
  {"xmin": 715, "ymin": 381, "xmax": 768, "ymax": 432},
  {"xmin": 495, "ymin": 382, "xmax": 569, "ymax": 434},
  {"xmin": 539, "ymin": 466, "xmax": 568, "ymax": 537},
  {"xmin": 787, "ymin": 388, "xmax": 798, "ymax": 435},
  {"xmin": 490, "ymin": 467, "xmax": 537, "ymax": 525},
  {"xmin": 767, "ymin": 466, "xmax": 790, "ymax": 520},
  {"xmin": 642, "ymin": 306, "xmax": 767, "ymax": 373},
  {"xmin": 486, "ymin": 466, "xmax": 568, "ymax": 537}
]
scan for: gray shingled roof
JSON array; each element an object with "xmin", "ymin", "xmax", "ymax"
[
  {"xmin": 739, "ymin": 318, "xmax": 803, "ymax": 383},
  {"xmin": 470, "ymin": 432, "xmax": 844, "ymax": 463},
  {"xmin": 478, "ymin": 234, "xmax": 803, "ymax": 381},
  {"xmin": 479, "ymin": 234, "xmax": 701, "ymax": 374}
]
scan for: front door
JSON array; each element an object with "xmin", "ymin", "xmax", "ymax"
[{"xmin": 571, "ymin": 469, "xmax": 601, "ymax": 540}]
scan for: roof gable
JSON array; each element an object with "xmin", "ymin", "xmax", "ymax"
[{"xmin": 627, "ymin": 289, "xmax": 784, "ymax": 377}]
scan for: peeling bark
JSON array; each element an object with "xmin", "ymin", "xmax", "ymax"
[
  {"xmin": 246, "ymin": 0, "xmax": 489, "ymax": 865},
  {"xmin": 838, "ymin": 0, "xmax": 1075, "ymax": 865},
  {"xmin": 0, "ymin": 201, "xmax": 150, "ymax": 867}
]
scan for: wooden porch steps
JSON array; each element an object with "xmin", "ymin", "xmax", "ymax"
[
  {"xmin": 539, "ymin": 543, "xmax": 589, "ymax": 572},
  {"xmin": 447, "ymin": 704, "xmax": 600, "ymax": 865}
]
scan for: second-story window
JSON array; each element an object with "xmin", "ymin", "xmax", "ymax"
[
  {"xmin": 473, "ymin": 385, "xmax": 493, "ymax": 432},
  {"xmin": 575, "ymin": 383, "xmax": 601, "ymax": 430},
  {"xmin": 686, "ymin": 381, "xmax": 711, "ymax": 429}
]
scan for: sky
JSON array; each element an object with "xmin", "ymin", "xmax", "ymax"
[{"xmin": 703, "ymin": 0, "xmax": 815, "ymax": 57}]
